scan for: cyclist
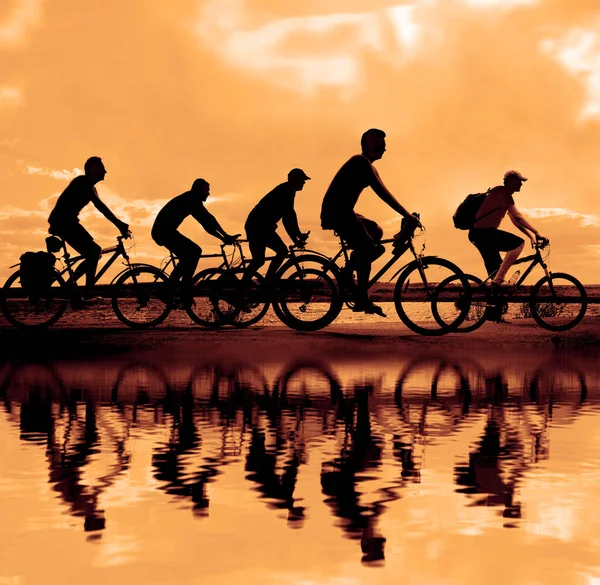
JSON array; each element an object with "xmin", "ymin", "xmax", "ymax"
[
  {"xmin": 242, "ymin": 168, "xmax": 310, "ymax": 286},
  {"xmin": 320, "ymin": 128, "xmax": 419, "ymax": 316},
  {"xmin": 469, "ymin": 170, "xmax": 547, "ymax": 287},
  {"xmin": 47, "ymin": 156, "xmax": 130, "ymax": 300},
  {"xmin": 152, "ymin": 178, "xmax": 238, "ymax": 295}
]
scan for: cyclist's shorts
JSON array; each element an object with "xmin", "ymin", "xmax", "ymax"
[
  {"xmin": 468, "ymin": 228, "xmax": 524, "ymax": 252},
  {"xmin": 329, "ymin": 213, "xmax": 383, "ymax": 252}
]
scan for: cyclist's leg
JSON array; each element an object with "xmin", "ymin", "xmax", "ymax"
[
  {"xmin": 492, "ymin": 230, "xmax": 525, "ymax": 284},
  {"xmin": 53, "ymin": 223, "xmax": 101, "ymax": 295},
  {"xmin": 160, "ymin": 231, "xmax": 202, "ymax": 289},
  {"xmin": 468, "ymin": 228, "xmax": 503, "ymax": 281},
  {"xmin": 338, "ymin": 215, "xmax": 382, "ymax": 312},
  {"xmin": 243, "ymin": 228, "xmax": 267, "ymax": 284},
  {"xmin": 263, "ymin": 231, "xmax": 287, "ymax": 282}
]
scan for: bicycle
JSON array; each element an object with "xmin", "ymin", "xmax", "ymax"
[
  {"xmin": 1, "ymin": 234, "xmax": 168, "ymax": 329},
  {"xmin": 208, "ymin": 234, "xmax": 342, "ymax": 331},
  {"xmin": 279, "ymin": 214, "xmax": 468, "ymax": 335},
  {"xmin": 431, "ymin": 237, "xmax": 587, "ymax": 332},
  {"xmin": 147, "ymin": 235, "xmax": 269, "ymax": 329}
]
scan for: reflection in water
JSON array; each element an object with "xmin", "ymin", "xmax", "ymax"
[{"xmin": 0, "ymin": 353, "xmax": 599, "ymax": 578}]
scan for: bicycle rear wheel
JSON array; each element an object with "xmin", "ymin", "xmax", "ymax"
[
  {"xmin": 112, "ymin": 266, "xmax": 170, "ymax": 329},
  {"xmin": 273, "ymin": 266, "xmax": 342, "ymax": 331},
  {"xmin": 529, "ymin": 272, "xmax": 587, "ymax": 331},
  {"xmin": 1, "ymin": 269, "xmax": 68, "ymax": 329},
  {"xmin": 432, "ymin": 274, "xmax": 490, "ymax": 333},
  {"xmin": 394, "ymin": 257, "xmax": 470, "ymax": 336},
  {"xmin": 189, "ymin": 268, "xmax": 269, "ymax": 328}
]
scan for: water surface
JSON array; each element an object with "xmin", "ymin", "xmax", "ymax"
[{"xmin": 1, "ymin": 352, "xmax": 599, "ymax": 584}]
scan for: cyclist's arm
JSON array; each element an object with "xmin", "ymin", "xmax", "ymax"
[
  {"xmin": 91, "ymin": 194, "xmax": 129, "ymax": 234},
  {"xmin": 281, "ymin": 197, "xmax": 303, "ymax": 243},
  {"xmin": 194, "ymin": 207, "xmax": 231, "ymax": 242},
  {"xmin": 507, "ymin": 204, "xmax": 539, "ymax": 237},
  {"xmin": 368, "ymin": 166, "xmax": 414, "ymax": 220}
]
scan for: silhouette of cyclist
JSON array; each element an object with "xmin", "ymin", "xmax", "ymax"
[
  {"xmin": 320, "ymin": 129, "xmax": 419, "ymax": 316},
  {"xmin": 243, "ymin": 168, "xmax": 310, "ymax": 285},
  {"xmin": 151, "ymin": 178, "xmax": 237, "ymax": 292},
  {"xmin": 48, "ymin": 156, "xmax": 130, "ymax": 299},
  {"xmin": 469, "ymin": 170, "xmax": 547, "ymax": 287}
]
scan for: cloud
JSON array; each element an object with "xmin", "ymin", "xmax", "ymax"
[
  {"xmin": 194, "ymin": 1, "xmax": 427, "ymax": 94},
  {"xmin": 541, "ymin": 20, "xmax": 600, "ymax": 119},
  {"xmin": 463, "ymin": 0, "xmax": 539, "ymax": 8},
  {"xmin": 523, "ymin": 207, "xmax": 600, "ymax": 227},
  {"xmin": 25, "ymin": 166, "xmax": 81, "ymax": 180},
  {"xmin": 0, "ymin": 0, "xmax": 42, "ymax": 47},
  {"xmin": 0, "ymin": 86, "xmax": 21, "ymax": 106}
]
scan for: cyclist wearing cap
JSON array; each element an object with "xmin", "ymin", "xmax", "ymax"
[
  {"xmin": 469, "ymin": 170, "xmax": 547, "ymax": 286},
  {"xmin": 243, "ymin": 168, "xmax": 311, "ymax": 284},
  {"xmin": 320, "ymin": 128, "xmax": 418, "ymax": 316},
  {"xmin": 48, "ymin": 156, "xmax": 130, "ymax": 300},
  {"xmin": 152, "ymin": 178, "xmax": 237, "ymax": 290}
]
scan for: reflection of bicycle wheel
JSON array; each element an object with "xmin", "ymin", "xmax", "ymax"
[
  {"xmin": 275, "ymin": 363, "xmax": 343, "ymax": 404},
  {"xmin": 1, "ymin": 269, "xmax": 68, "ymax": 329},
  {"xmin": 395, "ymin": 357, "xmax": 472, "ymax": 403},
  {"xmin": 432, "ymin": 274, "xmax": 490, "ymax": 333},
  {"xmin": 394, "ymin": 257, "xmax": 470, "ymax": 336},
  {"xmin": 111, "ymin": 364, "xmax": 170, "ymax": 403},
  {"xmin": 112, "ymin": 266, "xmax": 171, "ymax": 329},
  {"xmin": 529, "ymin": 363, "xmax": 587, "ymax": 403},
  {"xmin": 529, "ymin": 273, "xmax": 587, "ymax": 332},
  {"xmin": 189, "ymin": 365, "xmax": 268, "ymax": 405},
  {"xmin": 3, "ymin": 362, "xmax": 65, "ymax": 402},
  {"xmin": 273, "ymin": 267, "xmax": 342, "ymax": 331}
]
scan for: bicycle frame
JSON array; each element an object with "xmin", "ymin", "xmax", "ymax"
[
  {"xmin": 329, "ymin": 234, "xmax": 423, "ymax": 290},
  {"xmin": 57, "ymin": 236, "xmax": 134, "ymax": 287}
]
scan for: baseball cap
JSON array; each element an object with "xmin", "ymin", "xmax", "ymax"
[
  {"xmin": 504, "ymin": 170, "xmax": 527, "ymax": 182},
  {"xmin": 288, "ymin": 168, "xmax": 311, "ymax": 181}
]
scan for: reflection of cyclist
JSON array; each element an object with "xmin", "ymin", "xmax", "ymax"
[
  {"xmin": 48, "ymin": 156, "xmax": 130, "ymax": 299},
  {"xmin": 469, "ymin": 170, "xmax": 547, "ymax": 286},
  {"xmin": 243, "ymin": 168, "xmax": 310, "ymax": 285},
  {"xmin": 320, "ymin": 129, "xmax": 419, "ymax": 316},
  {"xmin": 151, "ymin": 178, "xmax": 237, "ymax": 291}
]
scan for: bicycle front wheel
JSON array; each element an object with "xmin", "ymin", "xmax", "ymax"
[
  {"xmin": 394, "ymin": 257, "xmax": 469, "ymax": 336},
  {"xmin": 273, "ymin": 266, "xmax": 342, "ymax": 331},
  {"xmin": 1, "ymin": 269, "xmax": 68, "ymax": 329},
  {"xmin": 529, "ymin": 272, "xmax": 587, "ymax": 331},
  {"xmin": 112, "ymin": 266, "xmax": 170, "ymax": 329}
]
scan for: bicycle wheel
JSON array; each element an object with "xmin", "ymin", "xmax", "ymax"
[
  {"xmin": 432, "ymin": 274, "xmax": 490, "ymax": 333},
  {"xmin": 273, "ymin": 266, "xmax": 342, "ymax": 331},
  {"xmin": 221, "ymin": 268, "xmax": 269, "ymax": 328},
  {"xmin": 112, "ymin": 266, "xmax": 170, "ymax": 329},
  {"xmin": 393, "ymin": 257, "xmax": 470, "ymax": 336},
  {"xmin": 186, "ymin": 267, "xmax": 228, "ymax": 328},
  {"xmin": 1, "ymin": 269, "xmax": 68, "ymax": 329},
  {"xmin": 188, "ymin": 267, "xmax": 269, "ymax": 328},
  {"xmin": 529, "ymin": 272, "xmax": 587, "ymax": 331}
]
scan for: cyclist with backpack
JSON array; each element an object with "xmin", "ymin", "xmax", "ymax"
[{"xmin": 460, "ymin": 170, "xmax": 547, "ymax": 286}]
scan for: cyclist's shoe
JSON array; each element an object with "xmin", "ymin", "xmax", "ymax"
[{"xmin": 352, "ymin": 300, "xmax": 387, "ymax": 317}]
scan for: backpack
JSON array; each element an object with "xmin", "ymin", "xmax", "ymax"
[
  {"xmin": 452, "ymin": 188, "xmax": 492, "ymax": 230},
  {"xmin": 19, "ymin": 251, "xmax": 57, "ymax": 301}
]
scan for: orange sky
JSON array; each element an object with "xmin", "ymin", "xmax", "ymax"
[{"xmin": 1, "ymin": 0, "xmax": 600, "ymax": 282}]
